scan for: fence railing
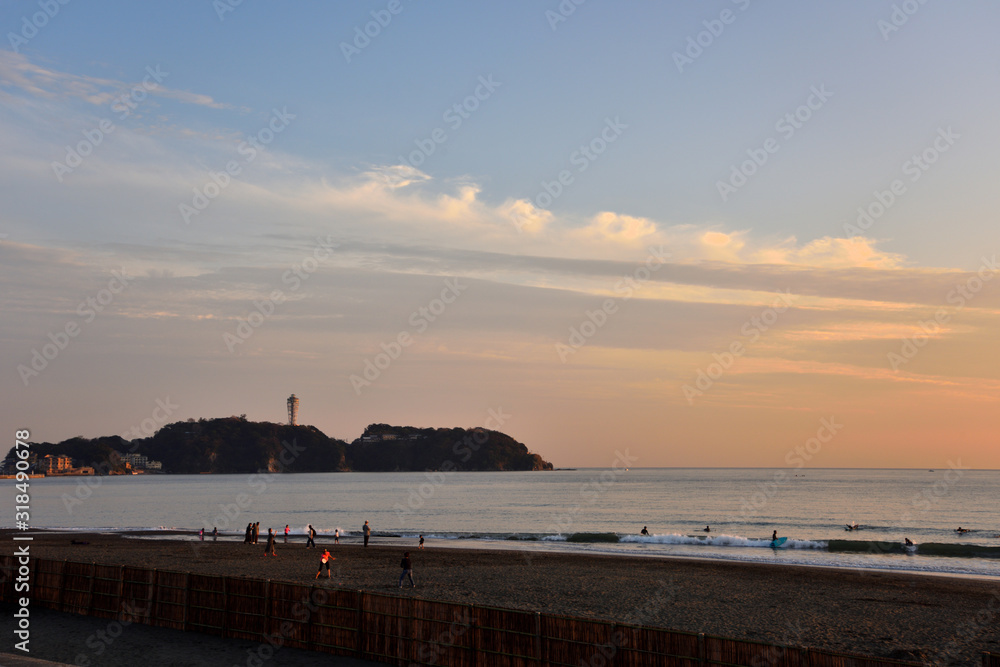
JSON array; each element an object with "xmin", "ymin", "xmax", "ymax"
[{"xmin": 1, "ymin": 555, "xmax": 986, "ymax": 667}]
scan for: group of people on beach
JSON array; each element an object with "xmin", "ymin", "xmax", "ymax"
[
  {"xmin": 230, "ymin": 520, "xmax": 424, "ymax": 586},
  {"xmin": 242, "ymin": 523, "xmax": 277, "ymax": 555}
]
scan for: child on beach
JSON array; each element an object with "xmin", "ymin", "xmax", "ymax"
[{"xmin": 315, "ymin": 549, "xmax": 334, "ymax": 578}]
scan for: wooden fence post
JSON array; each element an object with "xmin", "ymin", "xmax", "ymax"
[
  {"xmin": 356, "ymin": 590, "xmax": 366, "ymax": 659},
  {"xmin": 220, "ymin": 577, "xmax": 229, "ymax": 638},
  {"xmin": 116, "ymin": 565, "xmax": 125, "ymax": 620},
  {"xmin": 406, "ymin": 594, "xmax": 414, "ymax": 666},
  {"xmin": 698, "ymin": 633, "xmax": 706, "ymax": 667},
  {"xmin": 30, "ymin": 559, "xmax": 39, "ymax": 606},
  {"xmin": 182, "ymin": 572, "xmax": 191, "ymax": 632},
  {"xmin": 148, "ymin": 569, "xmax": 158, "ymax": 626},
  {"xmin": 610, "ymin": 622, "xmax": 619, "ymax": 667},
  {"xmin": 470, "ymin": 604, "xmax": 479, "ymax": 667},
  {"xmin": 305, "ymin": 584, "xmax": 316, "ymax": 651},
  {"xmin": 263, "ymin": 580, "xmax": 273, "ymax": 643},
  {"xmin": 800, "ymin": 646, "xmax": 810, "ymax": 667},
  {"xmin": 86, "ymin": 562, "xmax": 97, "ymax": 615},
  {"xmin": 56, "ymin": 560, "xmax": 67, "ymax": 612},
  {"xmin": 535, "ymin": 612, "xmax": 543, "ymax": 667}
]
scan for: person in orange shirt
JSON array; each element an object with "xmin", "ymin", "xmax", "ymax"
[{"xmin": 315, "ymin": 548, "xmax": 334, "ymax": 579}]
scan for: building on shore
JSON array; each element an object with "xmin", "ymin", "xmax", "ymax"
[
  {"xmin": 40, "ymin": 454, "xmax": 73, "ymax": 475},
  {"xmin": 115, "ymin": 451, "xmax": 164, "ymax": 473}
]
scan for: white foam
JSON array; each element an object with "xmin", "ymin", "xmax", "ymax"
[{"xmin": 619, "ymin": 533, "xmax": 826, "ymax": 549}]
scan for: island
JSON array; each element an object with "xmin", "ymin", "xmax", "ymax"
[{"xmin": 0, "ymin": 417, "xmax": 553, "ymax": 475}]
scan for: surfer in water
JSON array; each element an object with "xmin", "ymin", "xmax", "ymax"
[
  {"xmin": 771, "ymin": 530, "xmax": 777, "ymax": 541},
  {"xmin": 703, "ymin": 526, "xmax": 711, "ymax": 532},
  {"xmin": 640, "ymin": 526, "xmax": 649, "ymax": 536},
  {"xmin": 904, "ymin": 538, "xmax": 914, "ymax": 546}
]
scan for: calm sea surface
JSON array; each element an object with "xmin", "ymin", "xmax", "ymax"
[{"xmin": 7, "ymin": 468, "xmax": 999, "ymax": 578}]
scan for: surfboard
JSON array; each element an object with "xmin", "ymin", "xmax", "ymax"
[{"xmin": 770, "ymin": 537, "xmax": 788, "ymax": 548}]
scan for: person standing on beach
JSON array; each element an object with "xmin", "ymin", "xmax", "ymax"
[
  {"xmin": 315, "ymin": 548, "xmax": 334, "ymax": 579},
  {"xmin": 244, "ymin": 523, "xmax": 253, "ymax": 544},
  {"xmin": 334, "ymin": 528, "xmax": 339, "ymax": 545},
  {"xmin": 306, "ymin": 524, "xmax": 316, "ymax": 548},
  {"xmin": 363, "ymin": 520, "xmax": 371, "ymax": 547},
  {"xmin": 418, "ymin": 535, "xmax": 424, "ymax": 549},
  {"xmin": 199, "ymin": 528, "xmax": 204, "ymax": 540},
  {"xmin": 212, "ymin": 527, "xmax": 217, "ymax": 540},
  {"xmin": 398, "ymin": 552, "xmax": 415, "ymax": 588},
  {"xmin": 253, "ymin": 522, "xmax": 260, "ymax": 545},
  {"xmin": 264, "ymin": 528, "xmax": 276, "ymax": 556},
  {"xmin": 284, "ymin": 525, "xmax": 289, "ymax": 544}
]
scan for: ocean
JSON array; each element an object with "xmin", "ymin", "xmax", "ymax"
[{"xmin": 7, "ymin": 467, "xmax": 999, "ymax": 578}]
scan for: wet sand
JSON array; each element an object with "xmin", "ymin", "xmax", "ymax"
[{"xmin": 7, "ymin": 530, "xmax": 1000, "ymax": 665}]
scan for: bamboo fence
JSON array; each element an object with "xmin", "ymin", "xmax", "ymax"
[{"xmin": 1, "ymin": 555, "xmax": 993, "ymax": 667}]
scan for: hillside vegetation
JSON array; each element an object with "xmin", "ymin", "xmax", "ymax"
[{"xmin": 6, "ymin": 418, "xmax": 552, "ymax": 474}]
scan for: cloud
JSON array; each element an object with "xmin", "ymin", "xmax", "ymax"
[
  {"xmin": 499, "ymin": 198, "xmax": 553, "ymax": 234},
  {"xmin": 358, "ymin": 164, "xmax": 432, "ymax": 190},
  {"xmin": 576, "ymin": 211, "xmax": 657, "ymax": 244},
  {"xmin": 0, "ymin": 50, "xmax": 230, "ymax": 109}
]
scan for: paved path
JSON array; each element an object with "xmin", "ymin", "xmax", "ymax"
[
  {"xmin": 0, "ymin": 654, "xmax": 75, "ymax": 667},
  {"xmin": 1, "ymin": 605, "xmax": 382, "ymax": 667}
]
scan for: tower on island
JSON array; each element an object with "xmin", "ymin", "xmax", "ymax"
[{"xmin": 287, "ymin": 394, "xmax": 299, "ymax": 426}]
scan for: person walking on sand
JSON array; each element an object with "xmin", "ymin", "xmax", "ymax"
[
  {"xmin": 306, "ymin": 524, "xmax": 316, "ymax": 549},
  {"xmin": 363, "ymin": 520, "xmax": 371, "ymax": 547},
  {"xmin": 418, "ymin": 535, "xmax": 424, "ymax": 549},
  {"xmin": 315, "ymin": 548, "xmax": 334, "ymax": 579},
  {"xmin": 398, "ymin": 551, "xmax": 415, "ymax": 588},
  {"xmin": 244, "ymin": 523, "xmax": 253, "ymax": 544},
  {"xmin": 334, "ymin": 528, "xmax": 339, "ymax": 545},
  {"xmin": 284, "ymin": 525, "xmax": 289, "ymax": 544},
  {"xmin": 264, "ymin": 528, "xmax": 276, "ymax": 556},
  {"xmin": 199, "ymin": 528, "xmax": 204, "ymax": 540},
  {"xmin": 212, "ymin": 527, "xmax": 217, "ymax": 540},
  {"xmin": 253, "ymin": 522, "xmax": 260, "ymax": 545}
]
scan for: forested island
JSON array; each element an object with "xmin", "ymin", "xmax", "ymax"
[{"xmin": 1, "ymin": 417, "xmax": 553, "ymax": 475}]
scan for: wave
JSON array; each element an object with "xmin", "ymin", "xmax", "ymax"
[
  {"xmin": 622, "ymin": 532, "xmax": 826, "ymax": 549},
  {"xmin": 14, "ymin": 526, "xmax": 998, "ymax": 561},
  {"xmin": 825, "ymin": 540, "xmax": 1000, "ymax": 559}
]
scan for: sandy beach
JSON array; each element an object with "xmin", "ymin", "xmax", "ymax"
[{"xmin": 6, "ymin": 530, "xmax": 999, "ymax": 665}]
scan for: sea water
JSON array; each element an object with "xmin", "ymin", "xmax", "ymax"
[{"xmin": 6, "ymin": 468, "xmax": 999, "ymax": 578}]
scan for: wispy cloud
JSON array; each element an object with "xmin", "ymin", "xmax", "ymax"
[{"xmin": 0, "ymin": 51, "xmax": 230, "ymax": 109}]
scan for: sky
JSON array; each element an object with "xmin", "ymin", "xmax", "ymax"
[{"xmin": 2, "ymin": 1, "xmax": 999, "ymax": 469}]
